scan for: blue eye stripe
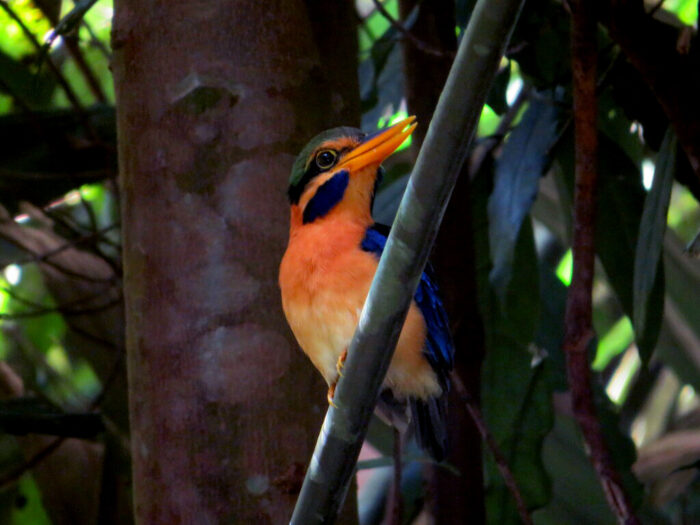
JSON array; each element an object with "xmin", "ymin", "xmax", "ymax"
[{"xmin": 302, "ymin": 170, "xmax": 350, "ymax": 224}]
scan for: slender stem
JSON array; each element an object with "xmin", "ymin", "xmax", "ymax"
[
  {"xmin": 452, "ymin": 373, "xmax": 532, "ymax": 525},
  {"xmin": 565, "ymin": 1, "xmax": 640, "ymax": 523},
  {"xmin": 290, "ymin": 0, "xmax": 526, "ymax": 522},
  {"xmin": 387, "ymin": 428, "xmax": 403, "ymax": 525}
]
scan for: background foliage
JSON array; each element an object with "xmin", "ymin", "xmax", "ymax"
[{"xmin": 0, "ymin": 0, "xmax": 698, "ymax": 523}]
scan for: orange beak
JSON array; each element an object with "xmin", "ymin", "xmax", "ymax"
[{"xmin": 336, "ymin": 116, "xmax": 417, "ymax": 173}]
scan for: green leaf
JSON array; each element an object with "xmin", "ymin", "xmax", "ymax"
[
  {"xmin": 11, "ymin": 475, "xmax": 52, "ymax": 525},
  {"xmin": 488, "ymin": 94, "xmax": 561, "ymax": 300},
  {"xmin": 0, "ymin": 49, "xmax": 56, "ymax": 109},
  {"xmin": 633, "ymin": 130, "xmax": 676, "ymax": 363},
  {"xmin": 479, "ymin": 215, "xmax": 554, "ymax": 523}
]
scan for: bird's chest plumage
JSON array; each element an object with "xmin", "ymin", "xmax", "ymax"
[{"xmin": 279, "ymin": 220, "xmax": 378, "ymax": 384}]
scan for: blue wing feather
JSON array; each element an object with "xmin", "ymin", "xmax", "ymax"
[{"xmin": 361, "ymin": 225, "xmax": 454, "ymax": 382}]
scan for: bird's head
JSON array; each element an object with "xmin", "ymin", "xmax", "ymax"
[{"xmin": 287, "ymin": 117, "xmax": 416, "ymax": 226}]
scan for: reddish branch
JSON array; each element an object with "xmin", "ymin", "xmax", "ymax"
[
  {"xmin": 565, "ymin": 1, "xmax": 640, "ymax": 523},
  {"xmin": 599, "ymin": 0, "xmax": 700, "ymax": 179}
]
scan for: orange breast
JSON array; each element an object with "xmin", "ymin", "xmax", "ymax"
[{"xmin": 279, "ymin": 213, "xmax": 441, "ymax": 400}]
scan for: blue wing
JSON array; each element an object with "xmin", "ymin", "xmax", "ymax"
[{"xmin": 361, "ymin": 225, "xmax": 454, "ymax": 382}]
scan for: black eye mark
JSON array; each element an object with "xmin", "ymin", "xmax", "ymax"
[{"xmin": 315, "ymin": 149, "xmax": 338, "ymax": 170}]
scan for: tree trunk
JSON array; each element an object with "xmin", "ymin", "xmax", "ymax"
[{"xmin": 112, "ymin": 1, "xmax": 359, "ymax": 522}]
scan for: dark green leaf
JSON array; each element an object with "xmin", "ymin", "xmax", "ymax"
[
  {"xmin": 0, "ymin": 50, "xmax": 56, "ymax": 109},
  {"xmin": 488, "ymin": 94, "xmax": 561, "ymax": 300},
  {"xmin": 633, "ymin": 130, "xmax": 676, "ymax": 363},
  {"xmin": 478, "ymin": 211, "xmax": 554, "ymax": 523}
]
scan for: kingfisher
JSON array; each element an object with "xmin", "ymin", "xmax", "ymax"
[{"xmin": 279, "ymin": 117, "xmax": 454, "ymax": 460}]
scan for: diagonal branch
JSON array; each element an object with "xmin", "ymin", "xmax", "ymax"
[
  {"xmin": 371, "ymin": 0, "xmax": 454, "ymax": 58},
  {"xmin": 564, "ymin": 1, "xmax": 640, "ymax": 523},
  {"xmin": 290, "ymin": 0, "xmax": 526, "ymax": 522},
  {"xmin": 452, "ymin": 373, "xmax": 532, "ymax": 525}
]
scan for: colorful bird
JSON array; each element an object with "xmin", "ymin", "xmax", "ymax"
[{"xmin": 279, "ymin": 117, "xmax": 454, "ymax": 460}]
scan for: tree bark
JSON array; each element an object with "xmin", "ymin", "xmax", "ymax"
[
  {"xmin": 112, "ymin": 1, "xmax": 359, "ymax": 522},
  {"xmin": 398, "ymin": 1, "xmax": 486, "ymax": 522}
]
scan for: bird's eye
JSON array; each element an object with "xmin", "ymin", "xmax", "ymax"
[{"xmin": 315, "ymin": 149, "xmax": 338, "ymax": 170}]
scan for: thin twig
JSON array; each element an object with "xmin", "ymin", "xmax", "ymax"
[
  {"xmin": 0, "ymin": 436, "xmax": 64, "ymax": 490},
  {"xmin": 0, "ymin": 296, "xmax": 121, "ymax": 319},
  {"xmin": 65, "ymin": 321, "xmax": 120, "ymax": 351},
  {"xmin": 388, "ymin": 428, "xmax": 403, "ymax": 525},
  {"xmin": 452, "ymin": 373, "xmax": 533, "ymax": 525},
  {"xmin": 1, "ymin": 283, "xmax": 113, "ymax": 311},
  {"xmin": 370, "ymin": 0, "xmax": 454, "ymax": 58},
  {"xmin": 81, "ymin": 20, "xmax": 112, "ymax": 61},
  {"xmin": 0, "ymin": 347, "xmax": 123, "ymax": 490},
  {"xmin": 0, "ymin": 225, "xmax": 120, "ymax": 284},
  {"xmin": 13, "ymin": 224, "xmax": 118, "ymax": 266},
  {"xmin": 565, "ymin": 1, "xmax": 640, "ymax": 523},
  {"xmin": 64, "ymin": 36, "xmax": 108, "ymax": 103}
]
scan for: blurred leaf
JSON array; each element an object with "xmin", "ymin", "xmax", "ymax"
[
  {"xmin": 488, "ymin": 94, "xmax": 561, "ymax": 300},
  {"xmin": 5, "ymin": 264, "xmax": 67, "ymax": 354},
  {"xmin": 655, "ymin": 237, "xmax": 700, "ymax": 391},
  {"xmin": 486, "ymin": 62, "xmax": 511, "ymax": 115},
  {"xmin": 10, "ymin": 475, "xmax": 52, "ymax": 525},
  {"xmin": 598, "ymin": 87, "xmax": 644, "ymax": 167},
  {"xmin": 535, "ymin": 256, "xmax": 569, "ymax": 393},
  {"xmin": 532, "ymin": 411, "xmax": 617, "ymax": 524},
  {"xmin": 593, "ymin": 316, "xmax": 634, "ymax": 371},
  {"xmin": 357, "ymin": 460, "xmax": 424, "ymax": 525},
  {"xmin": 0, "ymin": 50, "xmax": 56, "ymax": 109},
  {"xmin": 688, "ymin": 229, "xmax": 700, "ymax": 257},
  {"xmin": 532, "ymin": 406, "xmax": 667, "ymax": 525},
  {"xmin": 480, "ymin": 217, "xmax": 553, "ymax": 523},
  {"xmin": 0, "ymin": 106, "xmax": 116, "ymax": 212},
  {"xmin": 633, "ymin": 130, "xmax": 676, "ymax": 363}
]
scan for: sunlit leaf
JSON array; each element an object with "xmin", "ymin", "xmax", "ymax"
[
  {"xmin": 10, "ymin": 475, "xmax": 52, "ymax": 525},
  {"xmin": 593, "ymin": 316, "xmax": 634, "ymax": 371}
]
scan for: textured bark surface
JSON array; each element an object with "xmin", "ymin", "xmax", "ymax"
[
  {"xmin": 112, "ymin": 1, "xmax": 359, "ymax": 522},
  {"xmin": 398, "ymin": 1, "xmax": 486, "ymax": 522}
]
